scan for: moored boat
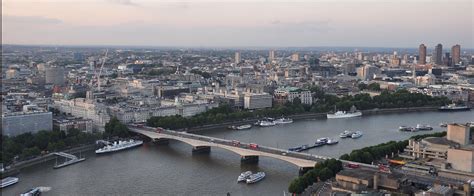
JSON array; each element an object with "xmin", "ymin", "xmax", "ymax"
[
  {"xmin": 399, "ymin": 126, "xmax": 415, "ymax": 132},
  {"xmin": 259, "ymin": 120, "xmax": 276, "ymax": 127},
  {"xmin": 95, "ymin": 139, "xmax": 143, "ymax": 154},
  {"xmin": 339, "ymin": 130, "xmax": 353, "ymax": 138},
  {"xmin": 1, "ymin": 177, "xmax": 19, "ymax": 188},
  {"xmin": 327, "ymin": 111, "xmax": 362, "ymax": 119},
  {"xmin": 351, "ymin": 131, "xmax": 363, "ymax": 139},
  {"xmin": 246, "ymin": 172, "xmax": 266, "ymax": 184},
  {"xmin": 316, "ymin": 137, "xmax": 329, "ymax": 144},
  {"xmin": 415, "ymin": 124, "xmax": 433, "ymax": 131},
  {"xmin": 237, "ymin": 171, "xmax": 252, "ymax": 182},
  {"xmin": 438, "ymin": 104, "xmax": 470, "ymax": 112},
  {"xmin": 326, "ymin": 138, "xmax": 339, "ymax": 145},
  {"xmin": 21, "ymin": 187, "xmax": 41, "ymax": 196},
  {"xmin": 439, "ymin": 123, "xmax": 447, "ymax": 127},
  {"xmin": 273, "ymin": 118, "xmax": 293, "ymax": 124},
  {"xmin": 235, "ymin": 124, "xmax": 252, "ymax": 130}
]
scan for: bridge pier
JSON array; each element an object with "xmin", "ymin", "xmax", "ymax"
[
  {"xmin": 240, "ymin": 156, "xmax": 259, "ymax": 164},
  {"xmin": 298, "ymin": 167, "xmax": 314, "ymax": 176},
  {"xmin": 153, "ymin": 138, "xmax": 169, "ymax": 145},
  {"xmin": 192, "ymin": 146, "xmax": 211, "ymax": 154}
]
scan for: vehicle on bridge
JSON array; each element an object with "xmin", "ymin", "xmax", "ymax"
[
  {"xmin": 232, "ymin": 140, "xmax": 240, "ymax": 146},
  {"xmin": 346, "ymin": 163, "xmax": 360, "ymax": 169},
  {"xmin": 249, "ymin": 143, "xmax": 259, "ymax": 149},
  {"xmin": 155, "ymin": 127, "xmax": 164, "ymax": 133}
]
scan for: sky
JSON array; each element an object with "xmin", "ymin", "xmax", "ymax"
[{"xmin": 2, "ymin": 0, "xmax": 473, "ymax": 48}]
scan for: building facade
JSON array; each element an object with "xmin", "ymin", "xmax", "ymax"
[{"xmin": 2, "ymin": 111, "xmax": 53, "ymax": 136}]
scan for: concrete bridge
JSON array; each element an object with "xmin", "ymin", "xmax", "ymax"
[{"xmin": 129, "ymin": 126, "xmax": 330, "ymax": 172}]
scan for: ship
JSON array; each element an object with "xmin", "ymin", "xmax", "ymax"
[
  {"xmin": 246, "ymin": 172, "xmax": 266, "ymax": 184},
  {"xmin": 1, "ymin": 177, "xmax": 19, "ymax": 188},
  {"xmin": 415, "ymin": 124, "xmax": 433, "ymax": 131},
  {"xmin": 316, "ymin": 137, "xmax": 329, "ymax": 144},
  {"xmin": 237, "ymin": 171, "xmax": 252, "ymax": 182},
  {"xmin": 273, "ymin": 118, "xmax": 293, "ymax": 124},
  {"xmin": 439, "ymin": 122, "xmax": 448, "ymax": 127},
  {"xmin": 327, "ymin": 105, "xmax": 362, "ymax": 119},
  {"xmin": 351, "ymin": 131, "xmax": 363, "ymax": 139},
  {"xmin": 95, "ymin": 139, "xmax": 143, "ymax": 154},
  {"xmin": 438, "ymin": 104, "xmax": 471, "ymax": 111},
  {"xmin": 339, "ymin": 130, "xmax": 353, "ymax": 138}
]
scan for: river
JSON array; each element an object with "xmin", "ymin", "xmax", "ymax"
[{"xmin": 2, "ymin": 110, "xmax": 473, "ymax": 196}]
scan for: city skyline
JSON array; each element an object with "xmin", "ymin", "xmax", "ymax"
[{"xmin": 2, "ymin": 0, "xmax": 473, "ymax": 48}]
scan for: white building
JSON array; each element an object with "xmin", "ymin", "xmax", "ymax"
[{"xmin": 274, "ymin": 87, "xmax": 313, "ymax": 105}]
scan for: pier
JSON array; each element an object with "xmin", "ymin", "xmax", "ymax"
[{"xmin": 53, "ymin": 152, "xmax": 86, "ymax": 169}]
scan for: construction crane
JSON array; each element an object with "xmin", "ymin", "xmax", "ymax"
[{"xmin": 90, "ymin": 49, "xmax": 108, "ymax": 92}]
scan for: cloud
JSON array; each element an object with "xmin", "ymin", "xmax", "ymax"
[
  {"xmin": 3, "ymin": 15, "xmax": 63, "ymax": 24},
  {"xmin": 107, "ymin": 0, "xmax": 138, "ymax": 6}
]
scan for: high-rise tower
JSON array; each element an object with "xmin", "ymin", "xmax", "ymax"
[
  {"xmin": 433, "ymin": 44, "xmax": 443, "ymax": 65},
  {"xmin": 451, "ymin": 44, "xmax": 461, "ymax": 65},
  {"xmin": 418, "ymin": 44, "xmax": 427, "ymax": 64}
]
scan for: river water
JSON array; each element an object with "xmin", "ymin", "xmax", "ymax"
[{"xmin": 2, "ymin": 110, "xmax": 473, "ymax": 196}]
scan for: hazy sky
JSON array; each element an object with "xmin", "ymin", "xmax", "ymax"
[{"xmin": 2, "ymin": 0, "xmax": 473, "ymax": 48}]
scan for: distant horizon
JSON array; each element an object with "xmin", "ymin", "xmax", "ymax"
[
  {"xmin": 3, "ymin": 0, "xmax": 472, "ymax": 48},
  {"xmin": 3, "ymin": 43, "xmax": 474, "ymax": 52}
]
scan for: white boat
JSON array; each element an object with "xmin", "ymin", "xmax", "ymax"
[
  {"xmin": 273, "ymin": 118, "xmax": 293, "ymax": 124},
  {"xmin": 95, "ymin": 139, "xmax": 143, "ymax": 154},
  {"xmin": 246, "ymin": 172, "xmax": 266, "ymax": 184},
  {"xmin": 316, "ymin": 137, "xmax": 329, "ymax": 144},
  {"xmin": 237, "ymin": 171, "xmax": 252, "ymax": 182},
  {"xmin": 235, "ymin": 124, "xmax": 252, "ymax": 130},
  {"xmin": 1, "ymin": 177, "xmax": 19, "ymax": 188},
  {"xmin": 339, "ymin": 130, "xmax": 353, "ymax": 138},
  {"xmin": 439, "ymin": 123, "xmax": 447, "ymax": 127},
  {"xmin": 259, "ymin": 120, "xmax": 276, "ymax": 127},
  {"xmin": 415, "ymin": 124, "xmax": 433, "ymax": 131},
  {"xmin": 399, "ymin": 126, "xmax": 415, "ymax": 132},
  {"xmin": 21, "ymin": 187, "xmax": 41, "ymax": 196},
  {"xmin": 351, "ymin": 131, "xmax": 363, "ymax": 139},
  {"xmin": 327, "ymin": 111, "xmax": 362, "ymax": 119},
  {"xmin": 326, "ymin": 138, "xmax": 339, "ymax": 145}
]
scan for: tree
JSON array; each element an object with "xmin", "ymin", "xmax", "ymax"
[{"xmin": 318, "ymin": 168, "xmax": 334, "ymax": 181}]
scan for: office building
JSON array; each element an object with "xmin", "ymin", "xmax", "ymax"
[
  {"xmin": 235, "ymin": 52, "xmax": 241, "ymax": 64},
  {"xmin": 269, "ymin": 50, "xmax": 275, "ymax": 61},
  {"xmin": 433, "ymin": 44, "xmax": 443, "ymax": 65},
  {"xmin": 418, "ymin": 44, "xmax": 427, "ymax": 64},
  {"xmin": 45, "ymin": 66, "xmax": 66, "ymax": 86},
  {"xmin": 243, "ymin": 93, "xmax": 272, "ymax": 109},
  {"xmin": 291, "ymin": 53, "xmax": 300, "ymax": 62},
  {"xmin": 2, "ymin": 111, "xmax": 53, "ymax": 136},
  {"xmin": 451, "ymin": 44, "xmax": 461, "ymax": 65},
  {"xmin": 274, "ymin": 87, "xmax": 313, "ymax": 105}
]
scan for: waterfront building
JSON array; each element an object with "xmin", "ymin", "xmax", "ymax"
[
  {"xmin": 419, "ymin": 44, "xmax": 427, "ymax": 65},
  {"xmin": 2, "ymin": 111, "xmax": 53, "ymax": 136},
  {"xmin": 243, "ymin": 92, "xmax": 272, "ymax": 109},
  {"xmin": 274, "ymin": 87, "xmax": 313, "ymax": 105},
  {"xmin": 53, "ymin": 117, "xmax": 93, "ymax": 134},
  {"xmin": 53, "ymin": 98, "xmax": 111, "ymax": 132}
]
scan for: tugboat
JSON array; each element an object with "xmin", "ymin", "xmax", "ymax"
[
  {"xmin": 246, "ymin": 172, "xmax": 266, "ymax": 184},
  {"xmin": 95, "ymin": 139, "xmax": 143, "ymax": 154},
  {"xmin": 339, "ymin": 130, "xmax": 353, "ymax": 138},
  {"xmin": 273, "ymin": 118, "xmax": 293, "ymax": 124},
  {"xmin": 237, "ymin": 171, "xmax": 252, "ymax": 182},
  {"xmin": 351, "ymin": 131, "xmax": 363, "ymax": 139},
  {"xmin": 1, "ymin": 177, "xmax": 19, "ymax": 188}
]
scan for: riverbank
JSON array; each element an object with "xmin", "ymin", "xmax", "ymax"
[
  {"xmin": 1, "ymin": 144, "xmax": 96, "ymax": 177},
  {"xmin": 184, "ymin": 106, "xmax": 438, "ymax": 132}
]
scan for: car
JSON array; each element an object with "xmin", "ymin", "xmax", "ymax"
[
  {"xmin": 346, "ymin": 163, "xmax": 360, "ymax": 169},
  {"xmin": 249, "ymin": 143, "xmax": 258, "ymax": 149}
]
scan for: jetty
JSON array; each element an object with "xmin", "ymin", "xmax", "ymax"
[{"xmin": 53, "ymin": 152, "xmax": 86, "ymax": 169}]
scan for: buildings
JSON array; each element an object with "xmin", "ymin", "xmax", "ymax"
[
  {"xmin": 433, "ymin": 44, "xmax": 443, "ymax": 65},
  {"xmin": 2, "ymin": 110, "xmax": 53, "ymax": 136},
  {"xmin": 53, "ymin": 117, "xmax": 93, "ymax": 134},
  {"xmin": 400, "ymin": 123, "xmax": 474, "ymax": 173},
  {"xmin": 243, "ymin": 92, "xmax": 272, "ymax": 110},
  {"xmin": 451, "ymin": 44, "xmax": 461, "ymax": 65},
  {"xmin": 291, "ymin": 53, "xmax": 300, "ymax": 62},
  {"xmin": 235, "ymin": 52, "xmax": 241, "ymax": 64},
  {"xmin": 419, "ymin": 44, "xmax": 427, "ymax": 64},
  {"xmin": 269, "ymin": 50, "xmax": 275, "ymax": 61},
  {"xmin": 45, "ymin": 66, "xmax": 66, "ymax": 86},
  {"xmin": 357, "ymin": 64, "xmax": 381, "ymax": 81},
  {"xmin": 273, "ymin": 87, "xmax": 313, "ymax": 105}
]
